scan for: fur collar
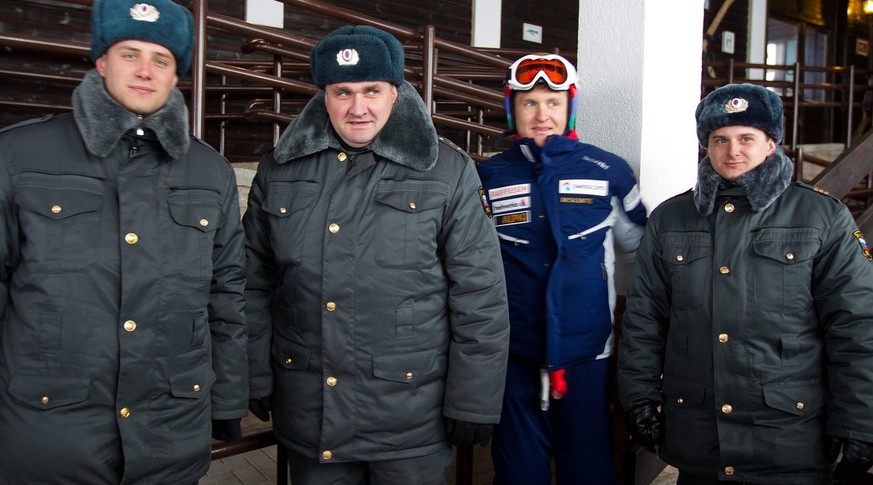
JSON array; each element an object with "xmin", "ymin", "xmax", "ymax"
[
  {"xmin": 72, "ymin": 69, "xmax": 190, "ymax": 159},
  {"xmin": 274, "ymin": 81, "xmax": 438, "ymax": 172},
  {"xmin": 693, "ymin": 146, "xmax": 793, "ymax": 216}
]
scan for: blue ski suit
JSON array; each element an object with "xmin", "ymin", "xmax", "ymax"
[{"xmin": 477, "ymin": 134, "xmax": 647, "ymax": 485}]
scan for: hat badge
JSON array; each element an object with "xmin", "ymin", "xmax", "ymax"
[
  {"xmin": 130, "ymin": 3, "xmax": 160, "ymax": 22},
  {"xmin": 336, "ymin": 48, "xmax": 360, "ymax": 66},
  {"xmin": 724, "ymin": 97, "xmax": 749, "ymax": 113}
]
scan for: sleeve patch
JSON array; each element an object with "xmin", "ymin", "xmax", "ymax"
[
  {"xmin": 478, "ymin": 186, "xmax": 492, "ymax": 218},
  {"xmin": 854, "ymin": 230, "xmax": 873, "ymax": 261}
]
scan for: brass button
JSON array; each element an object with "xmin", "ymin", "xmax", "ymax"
[
  {"xmin": 123, "ymin": 320, "xmax": 137, "ymax": 332},
  {"xmin": 676, "ymin": 397, "xmax": 684, "ymax": 404},
  {"xmin": 326, "ymin": 301, "xmax": 336, "ymax": 312},
  {"xmin": 125, "ymin": 233, "xmax": 139, "ymax": 245},
  {"xmin": 724, "ymin": 466, "xmax": 735, "ymax": 476},
  {"xmin": 285, "ymin": 357, "xmax": 293, "ymax": 365},
  {"xmin": 51, "ymin": 205, "xmax": 62, "ymax": 214},
  {"xmin": 795, "ymin": 402, "xmax": 804, "ymax": 410},
  {"xmin": 719, "ymin": 266, "xmax": 730, "ymax": 275},
  {"xmin": 329, "ymin": 223, "xmax": 340, "ymax": 234},
  {"xmin": 41, "ymin": 396, "xmax": 49, "ymax": 405},
  {"xmin": 724, "ymin": 203, "xmax": 735, "ymax": 213},
  {"xmin": 785, "ymin": 252, "xmax": 794, "ymax": 260},
  {"xmin": 193, "ymin": 384, "xmax": 201, "ymax": 392},
  {"xmin": 279, "ymin": 207, "xmax": 288, "ymax": 214},
  {"xmin": 721, "ymin": 404, "xmax": 733, "ymax": 414},
  {"xmin": 405, "ymin": 372, "xmax": 413, "ymax": 380},
  {"xmin": 675, "ymin": 255, "xmax": 684, "ymax": 262},
  {"xmin": 199, "ymin": 218, "xmax": 209, "ymax": 227},
  {"xmin": 326, "ymin": 376, "xmax": 338, "ymax": 387},
  {"xmin": 337, "ymin": 152, "xmax": 348, "ymax": 162},
  {"xmin": 322, "ymin": 450, "xmax": 333, "ymax": 460},
  {"xmin": 119, "ymin": 407, "xmax": 131, "ymax": 419},
  {"xmin": 408, "ymin": 202, "xmax": 416, "ymax": 210},
  {"xmin": 718, "ymin": 333, "xmax": 729, "ymax": 343}
]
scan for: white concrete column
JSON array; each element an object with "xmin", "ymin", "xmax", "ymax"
[
  {"xmin": 472, "ymin": 0, "xmax": 502, "ymax": 48},
  {"xmin": 577, "ymin": 0, "xmax": 704, "ymax": 210},
  {"xmin": 747, "ymin": 0, "xmax": 768, "ymax": 79}
]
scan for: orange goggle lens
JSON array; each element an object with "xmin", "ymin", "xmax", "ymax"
[{"xmin": 513, "ymin": 59, "xmax": 569, "ymax": 85}]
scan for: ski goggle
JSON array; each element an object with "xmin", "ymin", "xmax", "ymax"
[{"xmin": 506, "ymin": 54, "xmax": 577, "ymax": 91}]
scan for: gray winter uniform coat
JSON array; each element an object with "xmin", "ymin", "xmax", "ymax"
[
  {"xmin": 244, "ymin": 82, "xmax": 510, "ymax": 462},
  {"xmin": 0, "ymin": 70, "xmax": 248, "ymax": 484},
  {"xmin": 619, "ymin": 148, "xmax": 873, "ymax": 484}
]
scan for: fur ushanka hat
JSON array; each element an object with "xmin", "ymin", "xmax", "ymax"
[
  {"xmin": 90, "ymin": 0, "xmax": 194, "ymax": 76},
  {"xmin": 310, "ymin": 25, "xmax": 405, "ymax": 88},
  {"xmin": 695, "ymin": 83, "xmax": 784, "ymax": 147}
]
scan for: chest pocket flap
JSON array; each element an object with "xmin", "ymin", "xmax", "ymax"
[
  {"xmin": 168, "ymin": 189, "xmax": 222, "ymax": 233},
  {"xmin": 15, "ymin": 175, "xmax": 102, "ymax": 221},
  {"xmin": 374, "ymin": 187, "xmax": 447, "ymax": 213},
  {"xmin": 262, "ymin": 181, "xmax": 318, "ymax": 218},
  {"xmin": 752, "ymin": 228, "xmax": 821, "ymax": 265},
  {"xmin": 659, "ymin": 231, "xmax": 711, "ymax": 265}
]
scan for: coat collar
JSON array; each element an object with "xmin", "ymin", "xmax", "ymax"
[
  {"xmin": 273, "ymin": 81, "xmax": 438, "ymax": 172},
  {"xmin": 694, "ymin": 146, "xmax": 793, "ymax": 216},
  {"xmin": 72, "ymin": 69, "xmax": 190, "ymax": 159}
]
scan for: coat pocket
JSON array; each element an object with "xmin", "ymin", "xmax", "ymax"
[
  {"xmin": 262, "ymin": 180, "xmax": 318, "ymax": 266},
  {"xmin": 271, "ymin": 333, "xmax": 312, "ymax": 371},
  {"xmin": 761, "ymin": 380, "xmax": 826, "ymax": 416},
  {"xmin": 658, "ymin": 231, "xmax": 711, "ymax": 311},
  {"xmin": 751, "ymin": 227, "xmax": 821, "ymax": 313},
  {"xmin": 9, "ymin": 374, "xmax": 91, "ymax": 409},
  {"xmin": 373, "ymin": 181, "xmax": 447, "ymax": 269},
  {"xmin": 167, "ymin": 188, "xmax": 222, "ymax": 280},
  {"xmin": 13, "ymin": 172, "xmax": 104, "ymax": 273}
]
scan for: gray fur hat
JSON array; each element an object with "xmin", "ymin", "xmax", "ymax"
[
  {"xmin": 310, "ymin": 25, "xmax": 405, "ymax": 88},
  {"xmin": 696, "ymin": 83, "xmax": 783, "ymax": 146},
  {"xmin": 91, "ymin": 0, "xmax": 194, "ymax": 76}
]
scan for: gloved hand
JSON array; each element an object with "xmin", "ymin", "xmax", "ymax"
[
  {"xmin": 249, "ymin": 396, "xmax": 272, "ymax": 422},
  {"xmin": 831, "ymin": 437, "xmax": 873, "ymax": 484},
  {"xmin": 211, "ymin": 418, "xmax": 242, "ymax": 442},
  {"xmin": 549, "ymin": 369, "xmax": 567, "ymax": 400},
  {"xmin": 445, "ymin": 418, "xmax": 494, "ymax": 447},
  {"xmin": 626, "ymin": 402, "xmax": 663, "ymax": 453}
]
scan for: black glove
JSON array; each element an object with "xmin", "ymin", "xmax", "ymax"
[
  {"xmin": 211, "ymin": 418, "xmax": 242, "ymax": 442},
  {"xmin": 445, "ymin": 418, "xmax": 494, "ymax": 447},
  {"xmin": 625, "ymin": 402, "xmax": 663, "ymax": 453},
  {"xmin": 832, "ymin": 438, "xmax": 873, "ymax": 484},
  {"xmin": 249, "ymin": 396, "xmax": 272, "ymax": 422}
]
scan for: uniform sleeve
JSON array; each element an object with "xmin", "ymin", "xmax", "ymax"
[
  {"xmin": 815, "ymin": 204, "xmax": 873, "ymax": 443},
  {"xmin": 208, "ymin": 167, "xmax": 249, "ymax": 420},
  {"xmin": 617, "ymin": 213, "xmax": 668, "ymax": 409},
  {"xmin": 441, "ymin": 156, "xmax": 510, "ymax": 424},
  {"xmin": 242, "ymin": 154, "xmax": 279, "ymax": 399},
  {"xmin": 0, "ymin": 157, "xmax": 16, "ymax": 322}
]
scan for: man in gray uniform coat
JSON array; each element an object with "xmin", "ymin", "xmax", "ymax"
[
  {"xmin": 244, "ymin": 25, "xmax": 510, "ymax": 485},
  {"xmin": 619, "ymin": 83, "xmax": 873, "ymax": 485}
]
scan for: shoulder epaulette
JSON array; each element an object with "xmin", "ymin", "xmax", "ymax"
[
  {"xmin": 0, "ymin": 114, "xmax": 58, "ymax": 136},
  {"xmin": 438, "ymin": 136, "xmax": 471, "ymax": 159},
  {"xmin": 795, "ymin": 181, "xmax": 842, "ymax": 202}
]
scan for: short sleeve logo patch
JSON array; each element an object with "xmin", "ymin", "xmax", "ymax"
[{"xmin": 855, "ymin": 230, "xmax": 872, "ymax": 261}]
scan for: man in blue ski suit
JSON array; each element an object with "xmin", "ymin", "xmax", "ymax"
[{"xmin": 477, "ymin": 53, "xmax": 647, "ymax": 485}]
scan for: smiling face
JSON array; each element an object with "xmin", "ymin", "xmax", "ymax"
[
  {"xmin": 324, "ymin": 81, "xmax": 398, "ymax": 148},
  {"xmin": 95, "ymin": 40, "xmax": 179, "ymax": 116},
  {"xmin": 707, "ymin": 125, "xmax": 776, "ymax": 181},
  {"xmin": 513, "ymin": 84, "xmax": 569, "ymax": 147}
]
